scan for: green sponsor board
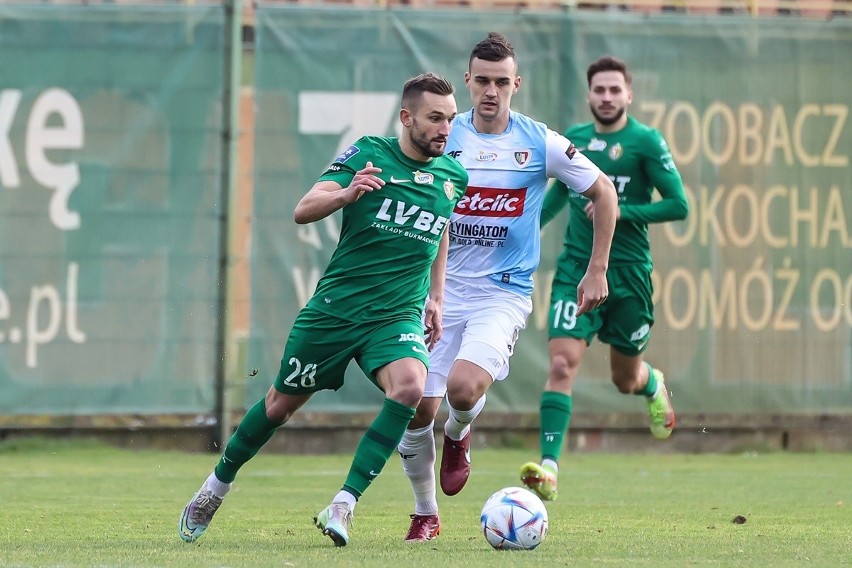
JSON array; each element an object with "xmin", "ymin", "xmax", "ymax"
[
  {"xmin": 250, "ymin": 7, "xmax": 851, "ymax": 414},
  {"xmin": 0, "ymin": 6, "xmax": 227, "ymax": 414},
  {"xmin": 561, "ymin": 14, "xmax": 852, "ymax": 413}
]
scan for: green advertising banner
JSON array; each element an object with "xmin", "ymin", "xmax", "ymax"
[
  {"xmin": 0, "ymin": 5, "xmax": 227, "ymax": 414},
  {"xmin": 561, "ymin": 15, "xmax": 852, "ymax": 414},
  {"xmin": 250, "ymin": 7, "xmax": 851, "ymax": 415}
]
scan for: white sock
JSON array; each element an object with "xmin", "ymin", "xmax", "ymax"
[
  {"xmin": 204, "ymin": 472, "xmax": 231, "ymax": 498},
  {"xmin": 444, "ymin": 394, "xmax": 486, "ymax": 441},
  {"xmin": 398, "ymin": 422, "xmax": 438, "ymax": 516},
  {"xmin": 542, "ymin": 458, "xmax": 559, "ymax": 473},
  {"xmin": 333, "ymin": 489, "xmax": 357, "ymax": 513}
]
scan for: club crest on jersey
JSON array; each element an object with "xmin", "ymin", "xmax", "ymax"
[
  {"xmin": 414, "ymin": 171, "xmax": 434, "ymax": 185},
  {"xmin": 476, "ymin": 151, "xmax": 498, "ymax": 162},
  {"xmin": 588, "ymin": 138, "xmax": 607, "ymax": 151},
  {"xmin": 608, "ymin": 143, "xmax": 623, "ymax": 161},
  {"xmin": 335, "ymin": 145, "xmax": 360, "ymax": 163},
  {"xmin": 513, "ymin": 149, "xmax": 531, "ymax": 168},
  {"xmin": 443, "ymin": 180, "xmax": 455, "ymax": 199}
]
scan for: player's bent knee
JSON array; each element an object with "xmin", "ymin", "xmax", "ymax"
[
  {"xmin": 389, "ymin": 387, "xmax": 424, "ymax": 408},
  {"xmin": 548, "ymin": 356, "xmax": 573, "ymax": 380},
  {"xmin": 385, "ymin": 374, "xmax": 425, "ymax": 408},
  {"xmin": 446, "ymin": 380, "xmax": 487, "ymax": 410}
]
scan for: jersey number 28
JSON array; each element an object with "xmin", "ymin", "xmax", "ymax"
[{"xmin": 283, "ymin": 357, "xmax": 318, "ymax": 388}]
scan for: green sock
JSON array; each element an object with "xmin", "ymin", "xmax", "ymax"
[
  {"xmin": 342, "ymin": 397, "xmax": 415, "ymax": 499},
  {"xmin": 637, "ymin": 362, "xmax": 658, "ymax": 398},
  {"xmin": 539, "ymin": 391, "xmax": 572, "ymax": 463},
  {"xmin": 214, "ymin": 398, "xmax": 280, "ymax": 483}
]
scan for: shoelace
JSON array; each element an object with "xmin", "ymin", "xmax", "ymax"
[
  {"xmin": 407, "ymin": 515, "xmax": 438, "ymax": 539},
  {"xmin": 329, "ymin": 503, "xmax": 353, "ymax": 528},
  {"xmin": 530, "ymin": 468, "xmax": 554, "ymax": 484},
  {"xmin": 191, "ymin": 491, "xmax": 222, "ymax": 523}
]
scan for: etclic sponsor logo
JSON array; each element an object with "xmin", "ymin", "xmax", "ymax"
[{"xmin": 453, "ymin": 186, "xmax": 527, "ymax": 218}]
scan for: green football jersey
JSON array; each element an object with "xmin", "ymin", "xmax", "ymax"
[
  {"xmin": 309, "ymin": 136, "xmax": 468, "ymax": 323},
  {"xmin": 548, "ymin": 115, "xmax": 687, "ymax": 266}
]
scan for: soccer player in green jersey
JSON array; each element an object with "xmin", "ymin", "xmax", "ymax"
[
  {"xmin": 178, "ymin": 73, "xmax": 468, "ymax": 547},
  {"xmin": 521, "ymin": 56, "xmax": 689, "ymax": 501}
]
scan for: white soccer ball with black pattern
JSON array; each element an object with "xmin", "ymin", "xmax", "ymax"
[{"xmin": 480, "ymin": 486, "xmax": 548, "ymax": 550}]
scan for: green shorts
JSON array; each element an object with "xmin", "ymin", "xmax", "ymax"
[
  {"xmin": 273, "ymin": 304, "xmax": 429, "ymax": 395},
  {"xmin": 548, "ymin": 259, "xmax": 654, "ymax": 356}
]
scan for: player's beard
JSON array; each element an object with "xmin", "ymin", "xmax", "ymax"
[
  {"xmin": 411, "ymin": 123, "xmax": 446, "ymax": 158},
  {"xmin": 590, "ymin": 105, "xmax": 625, "ymax": 127}
]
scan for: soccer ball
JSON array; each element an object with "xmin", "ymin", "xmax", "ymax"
[{"xmin": 480, "ymin": 486, "xmax": 548, "ymax": 550}]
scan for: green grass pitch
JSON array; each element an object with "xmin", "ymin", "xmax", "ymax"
[{"xmin": 1, "ymin": 437, "xmax": 850, "ymax": 566}]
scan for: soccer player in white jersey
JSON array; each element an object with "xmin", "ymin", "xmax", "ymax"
[{"xmin": 399, "ymin": 32, "xmax": 618, "ymax": 542}]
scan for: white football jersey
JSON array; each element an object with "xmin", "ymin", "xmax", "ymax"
[{"xmin": 444, "ymin": 109, "xmax": 600, "ymax": 296}]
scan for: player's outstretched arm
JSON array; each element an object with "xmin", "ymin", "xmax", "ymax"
[
  {"xmin": 294, "ymin": 162, "xmax": 384, "ymax": 224},
  {"xmin": 576, "ymin": 172, "xmax": 617, "ymax": 315}
]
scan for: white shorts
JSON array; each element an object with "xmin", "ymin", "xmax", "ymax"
[{"xmin": 423, "ymin": 278, "xmax": 532, "ymax": 398}]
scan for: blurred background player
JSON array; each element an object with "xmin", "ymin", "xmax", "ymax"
[
  {"xmin": 521, "ymin": 55, "xmax": 689, "ymax": 501},
  {"xmin": 398, "ymin": 33, "xmax": 617, "ymax": 542},
  {"xmin": 178, "ymin": 73, "xmax": 468, "ymax": 547}
]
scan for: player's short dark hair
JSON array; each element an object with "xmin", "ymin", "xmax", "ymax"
[
  {"xmin": 469, "ymin": 32, "xmax": 516, "ymax": 67},
  {"xmin": 587, "ymin": 56, "xmax": 632, "ymax": 87},
  {"xmin": 401, "ymin": 72, "xmax": 454, "ymax": 110}
]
